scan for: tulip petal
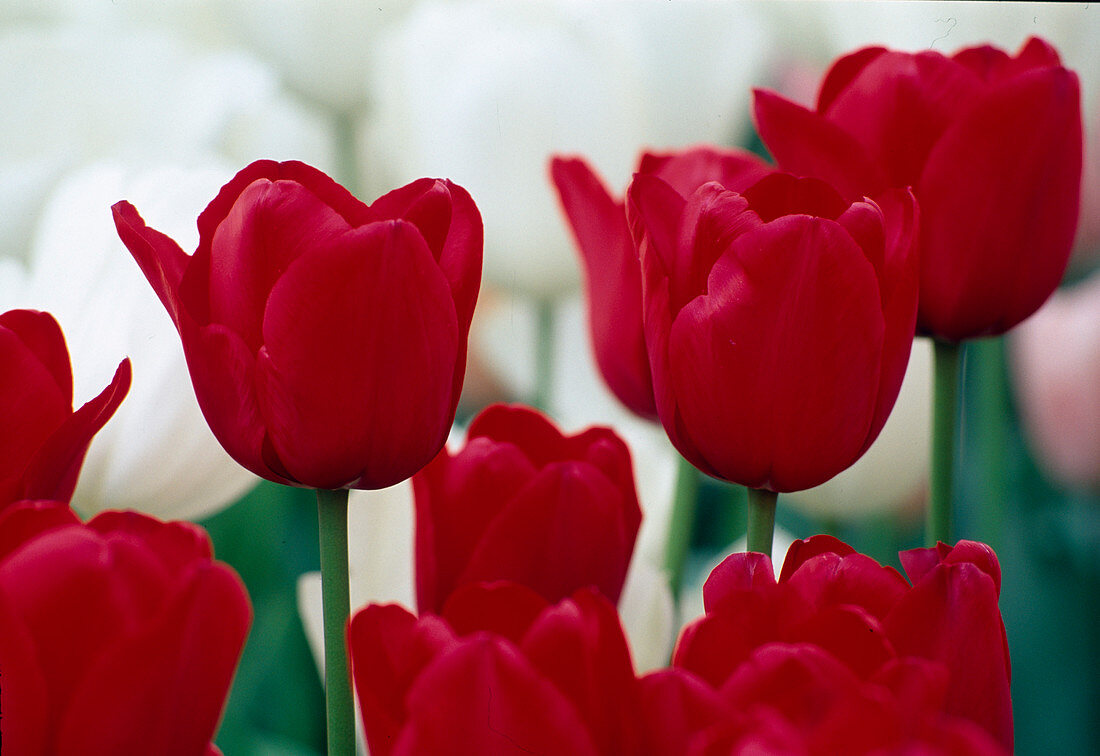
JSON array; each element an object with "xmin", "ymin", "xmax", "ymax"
[
  {"xmin": 456, "ymin": 462, "xmax": 633, "ymax": 605},
  {"xmin": 112, "ymin": 201, "xmax": 192, "ymax": 331},
  {"xmin": 639, "ymin": 146, "xmax": 772, "ymax": 197},
  {"xmin": 520, "ymin": 590, "xmax": 642, "ymax": 754},
  {"xmin": 56, "ymin": 562, "xmax": 251, "ymax": 756},
  {"xmin": 778, "ymin": 535, "xmax": 855, "ymax": 583},
  {"xmin": 349, "ymin": 605, "xmax": 458, "ymax": 756},
  {"xmin": 200, "ymin": 178, "xmax": 355, "ymax": 352},
  {"xmin": 916, "ymin": 66, "xmax": 1081, "ymax": 338},
  {"xmin": 0, "ymin": 501, "xmax": 80, "ymax": 561},
  {"xmin": 441, "ymin": 582, "xmax": 550, "ymax": 646},
  {"xmin": 257, "ymin": 220, "xmax": 459, "ymax": 489},
  {"xmin": 702, "ymin": 551, "xmax": 777, "ymax": 614},
  {"xmin": 413, "ymin": 438, "xmax": 537, "ymax": 613},
  {"xmin": 186, "ymin": 323, "xmax": 281, "ymax": 484},
  {"xmin": 885, "ymin": 561, "xmax": 1013, "ymax": 750},
  {"xmin": 20, "ymin": 358, "xmax": 132, "ymax": 504},
  {"xmin": 667, "ymin": 216, "xmax": 884, "ymax": 491},
  {"xmin": 0, "ymin": 591, "xmax": 49, "ymax": 754},
  {"xmin": 393, "ymin": 636, "xmax": 600, "ymax": 756},
  {"xmin": 0, "ymin": 309, "xmax": 72, "ymax": 401},
  {"xmin": 823, "ymin": 51, "xmax": 984, "ymax": 187},
  {"xmin": 816, "ymin": 46, "xmax": 888, "ymax": 113},
  {"xmin": 0, "ymin": 320, "xmax": 71, "ymax": 494},
  {"xmin": 638, "ymin": 668, "xmax": 729, "ymax": 756},
  {"xmin": 552, "ymin": 156, "xmax": 655, "ymax": 418},
  {"xmin": 753, "ymin": 89, "xmax": 885, "ymax": 200}
]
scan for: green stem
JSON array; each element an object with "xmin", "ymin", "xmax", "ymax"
[
  {"xmin": 972, "ymin": 337, "xmax": 1008, "ymax": 551},
  {"xmin": 332, "ymin": 109, "xmax": 360, "ymax": 198},
  {"xmin": 746, "ymin": 488, "xmax": 778, "ymax": 556},
  {"xmin": 532, "ymin": 299, "xmax": 555, "ymax": 412},
  {"xmin": 317, "ymin": 488, "xmax": 354, "ymax": 756},
  {"xmin": 663, "ymin": 456, "xmax": 700, "ymax": 600},
  {"xmin": 928, "ymin": 339, "xmax": 962, "ymax": 545}
]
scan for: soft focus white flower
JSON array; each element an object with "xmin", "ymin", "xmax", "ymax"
[
  {"xmin": 362, "ymin": 0, "xmax": 771, "ymax": 300},
  {"xmin": 227, "ymin": 0, "xmax": 416, "ymax": 112},
  {"xmin": 1011, "ymin": 273, "xmax": 1100, "ymax": 491},
  {"xmin": 0, "ymin": 23, "xmax": 332, "ymax": 260},
  {"xmin": 783, "ymin": 339, "xmax": 932, "ymax": 520},
  {"xmin": 16, "ymin": 162, "xmax": 259, "ymax": 520}
]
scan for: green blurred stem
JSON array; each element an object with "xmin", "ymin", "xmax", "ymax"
[
  {"xmin": 972, "ymin": 337, "xmax": 1008, "ymax": 551},
  {"xmin": 316, "ymin": 488, "xmax": 354, "ymax": 756},
  {"xmin": 332, "ymin": 109, "xmax": 360, "ymax": 198},
  {"xmin": 746, "ymin": 488, "xmax": 778, "ymax": 556},
  {"xmin": 928, "ymin": 339, "xmax": 962, "ymax": 546},
  {"xmin": 663, "ymin": 456, "xmax": 701, "ymax": 600},
  {"xmin": 532, "ymin": 299, "xmax": 555, "ymax": 412}
]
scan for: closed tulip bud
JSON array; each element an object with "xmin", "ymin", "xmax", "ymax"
[
  {"xmin": 754, "ymin": 36, "xmax": 1082, "ymax": 340},
  {"xmin": 113, "ymin": 159, "xmax": 482, "ymax": 490},
  {"xmin": 629, "ymin": 171, "xmax": 919, "ymax": 492}
]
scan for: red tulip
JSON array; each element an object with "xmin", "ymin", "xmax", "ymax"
[
  {"xmin": 348, "ymin": 583, "xmax": 642, "ymax": 756},
  {"xmin": 113, "ymin": 160, "xmax": 482, "ymax": 490},
  {"xmin": 754, "ymin": 36, "xmax": 1082, "ymax": 340},
  {"xmin": 628, "ymin": 170, "xmax": 919, "ymax": 492},
  {"xmin": 0, "ymin": 309, "xmax": 130, "ymax": 511},
  {"xmin": 550, "ymin": 147, "xmax": 771, "ymax": 420},
  {"xmin": 0, "ymin": 502, "xmax": 250, "ymax": 755},
  {"xmin": 672, "ymin": 535, "xmax": 1012, "ymax": 751},
  {"xmin": 412, "ymin": 403, "xmax": 641, "ymax": 613}
]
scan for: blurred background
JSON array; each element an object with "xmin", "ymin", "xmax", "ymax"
[{"xmin": 1, "ymin": 1, "xmax": 1098, "ymax": 753}]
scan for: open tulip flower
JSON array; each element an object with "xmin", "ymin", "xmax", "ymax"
[
  {"xmin": 671, "ymin": 536, "xmax": 1012, "ymax": 752},
  {"xmin": 628, "ymin": 171, "xmax": 919, "ymax": 492},
  {"xmin": 754, "ymin": 36, "xmax": 1081, "ymax": 341},
  {"xmin": 113, "ymin": 159, "xmax": 482, "ymax": 491},
  {"xmin": 550, "ymin": 146, "xmax": 771, "ymax": 421},
  {"xmin": 0, "ymin": 502, "xmax": 250, "ymax": 755},
  {"xmin": 349, "ymin": 583, "xmax": 643, "ymax": 756},
  {"xmin": 413, "ymin": 403, "xmax": 642, "ymax": 614},
  {"xmin": 1, "ymin": 309, "xmax": 130, "ymax": 511}
]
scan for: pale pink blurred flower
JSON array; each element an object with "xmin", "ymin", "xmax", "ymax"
[{"xmin": 1012, "ymin": 273, "xmax": 1100, "ymax": 490}]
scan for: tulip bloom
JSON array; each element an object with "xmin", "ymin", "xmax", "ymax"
[
  {"xmin": 673, "ymin": 536, "xmax": 1012, "ymax": 751},
  {"xmin": 550, "ymin": 146, "xmax": 771, "ymax": 420},
  {"xmin": 629, "ymin": 171, "xmax": 919, "ymax": 492},
  {"xmin": 113, "ymin": 160, "xmax": 482, "ymax": 490},
  {"xmin": 754, "ymin": 36, "xmax": 1082, "ymax": 340},
  {"xmin": 412, "ymin": 403, "xmax": 642, "ymax": 613},
  {"xmin": 0, "ymin": 502, "xmax": 250, "ymax": 755},
  {"xmin": 1, "ymin": 309, "xmax": 130, "ymax": 511},
  {"xmin": 349, "ymin": 584, "xmax": 642, "ymax": 756}
]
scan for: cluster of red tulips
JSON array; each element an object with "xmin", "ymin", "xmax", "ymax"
[{"xmin": 1, "ymin": 36, "xmax": 1079, "ymax": 755}]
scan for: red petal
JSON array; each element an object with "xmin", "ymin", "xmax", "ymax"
[
  {"xmin": 0, "ymin": 309, "xmax": 72, "ymax": 401},
  {"xmin": 638, "ymin": 668, "xmax": 728, "ymax": 756},
  {"xmin": 348, "ymin": 605, "xmax": 457, "ymax": 756},
  {"xmin": 784, "ymin": 551, "xmax": 909, "ymax": 623},
  {"xmin": 752, "ymin": 88, "xmax": 885, "ymax": 200},
  {"xmin": 56, "ymin": 562, "xmax": 250, "ymax": 756},
  {"xmin": 667, "ymin": 217, "xmax": 883, "ymax": 491},
  {"xmin": 916, "ymin": 66, "xmax": 1081, "ymax": 339},
  {"xmin": 640, "ymin": 145, "xmax": 773, "ymax": 197},
  {"xmin": 823, "ymin": 50, "xmax": 984, "ymax": 188},
  {"xmin": 413, "ymin": 436, "xmax": 537, "ymax": 614},
  {"xmin": 778, "ymin": 535, "xmax": 856, "ymax": 584},
  {"xmin": 0, "ymin": 501, "xmax": 80, "ymax": 561},
  {"xmin": 440, "ymin": 582, "xmax": 549, "ymax": 646},
  {"xmin": 256, "ymin": 220, "xmax": 459, "ymax": 489},
  {"xmin": 885, "ymin": 562, "xmax": 1013, "ymax": 749},
  {"xmin": 112, "ymin": 201, "xmax": 193, "ymax": 331},
  {"xmin": 551, "ymin": 156, "xmax": 655, "ymax": 419},
  {"xmin": 701, "ymin": 551, "xmax": 777, "ymax": 614},
  {"xmin": 393, "ymin": 636, "xmax": 600, "ymax": 756},
  {"xmin": 816, "ymin": 46, "xmax": 889, "ymax": 113},
  {"xmin": 20, "ymin": 358, "xmax": 131, "ymax": 503}
]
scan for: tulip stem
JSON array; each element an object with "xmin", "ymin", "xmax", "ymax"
[
  {"xmin": 664, "ymin": 456, "xmax": 701, "ymax": 600},
  {"xmin": 746, "ymin": 488, "xmax": 777, "ymax": 556},
  {"xmin": 532, "ymin": 299, "xmax": 555, "ymax": 412},
  {"xmin": 928, "ymin": 339, "xmax": 962, "ymax": 546},
  {"xmin": 317, "ymin": 488, "xmax": 355, "ymax": 756}
]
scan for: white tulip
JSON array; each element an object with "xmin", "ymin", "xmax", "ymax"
[
  {"xmin": 783, "ymin": 339, "xmax": 932, "ymax": 520},
  {"xmin": 18, "ymin": 162, "xmax": 260, "ymax": 520},
  {"xmin": 0, "ymin": 23, "xmax": 333, "ymax": 260},
  {"xmin": 362, "ymin": 0, "xmax": 772, "ymax": 301}
]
